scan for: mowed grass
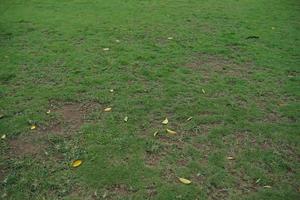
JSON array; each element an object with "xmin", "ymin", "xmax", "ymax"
[{"xmin": 0, "ymin": 0, "xmax": 299, "ymax": 199}]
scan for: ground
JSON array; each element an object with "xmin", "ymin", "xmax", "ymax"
[{"xmin": 0, "ymin": 0, "xmax": 299, "ymax": 199}]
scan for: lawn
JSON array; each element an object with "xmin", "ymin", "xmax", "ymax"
[{"xmin": 0, "ymin": 0, "xmax": 299, "ymax": 199}]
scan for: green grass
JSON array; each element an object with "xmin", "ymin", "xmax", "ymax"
[{"xmin": 0, "ymin": 0, "xmax": 299, "ymax": 199}]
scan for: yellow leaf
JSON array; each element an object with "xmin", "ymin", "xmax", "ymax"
[
  {"xmin": 103, "ymin": 48, "xmax": 110, "ymax": 51},
  {"xmin": 179, "ymin": 177, "xmax": 192, "ymax": 184},
  {"xmin": 263, "ymin": 185, "xmax": 272, "ymax": 189},
  {"xmin": 153, "ymin": 131, "xmax": 158, "ymax": 137},
  {"xmin": 104, "ymin": 107, "xmax": 112, "ymax": 112},
  {"xmin": 124, "ymin": 116, "xmax": 128, "ymax": 122},
  {"xmin": 202, "ymin": 89, "xmax": 206, "ymax": 94},
  {"xmin": 227, "ymin": 156, "xmax": 234, "ymax": 160},
  {"xmin": 162, "ymin": 118, "xmax": 168, "ymax": 125},
  {"xmin": 72, "ymin": 159, "xmax": 83, "ymax": 168},
  {"xmin": 166, "ymin": 129, "xmax": 176, "ymax": 135},
  {"xmin": 187, "ymin": 117, "xmax": 193, "ymax": 121},
  {"xmin": 1, "ymin": 134, "xmax": 6, "ymax": 139},
  {"xmin": 46, "ymin": 110, "xmax": 51, "ymax": 114},
  {"xmin": 110, "ymin": 89, "xmax": 114, "ymax": 93},
  {"xmin": 30, "ymin": 125, "xmax": 36, "ymax": 130},
  {"xmin": 168, "ymin": 37, "xmax": 173, "ymax": 40}
]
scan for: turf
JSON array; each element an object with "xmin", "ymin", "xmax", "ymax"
[{"xmin": 0, "ymin": 0, "xmax": 299, "ymax": 199}]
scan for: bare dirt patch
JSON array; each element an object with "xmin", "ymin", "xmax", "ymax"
[
  {"xmin": 186, "ymin": 54, "xmax": 253, "ymax": 80},
  {"xmin": 0, "ymin": 165, "xmax": 6, "ymax": 182},
  {"xmin": 104, "ymin": 184, "xmax": 136, "ymax": 199},
  {"xmin": 57, "ymin": 104, "xmax": 84, "ymax": 128},
  {"xmin": 144, "ymin": 153, "xmax": 161, "ymax": 167},
  {"xmin": 8, "ymin": 102, "xmax": 100, "ymax": 158},
  {"xmin": 146, "ymin": 184, "xmax": 157, "ymax": 198},
  {"xmin": 8, "ymin": 134, "xmax": 45, "ymax": 157},
  {"xmin": 43, "ymin": 101, "xmax": 101, "ymax": 136},
  {"xmin": 161, "ymin": 168, "xmax": 176, "ymax": 183}
]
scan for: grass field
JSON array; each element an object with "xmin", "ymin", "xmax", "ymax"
[{"xmin": 0, "ymin": 0, "xmax": 299, "ymax": 199}]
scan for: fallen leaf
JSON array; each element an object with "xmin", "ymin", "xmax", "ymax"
[
  {"xmin": 110, "ymin": 89, "xmax": 114, "ymax": 93},
  {"xmin": 263, "ymin": 185, "xmax": 272, "ymax": 189},
  {"xmin": 202, "ymin": 89, "xmax": 206, "ymax": 94},
  {"xmin": 227, "ymin": 156, "xmax": 234, "ymax": 160},
  {"xmin": 103, "ymin": 48, "xmax": 110, "ymax": 51},
  {"xmin": 71, "ymin": 159, "xmax": 83, "ymax": 168},
  {"xmin": 153, "ymin": 131, "xmax": 158, "ymax": 137},
  {"xmin": 46, "ymin": 110, "xmax": 51, "ymax": 114},
  {"xmin": 187, "ymin": 117, "xmax": 193, "ymax": 121},
  {"xmin": 168, "ymin": 37, "xmax": 173, "ymax": 40},
  {"xmin": 116, "ymin": 39, "xmax": 120, "ymax": 43},
  {"xmin": 166, "ymin": 129, "xmax": 176, "ymax": 135},
  {"xmin": 179, "ymin": 177, "xmax": 192, "ymax": 184},
  {"xmin": 162, "ymin": 118, "xmax": 168, "ymax": 125},
  {"xmin": 124, "ymin": 116, "xmax": 128, "ymax": 122},
  {"xmin": 30, "ymin": 125, "xmax": 36, "ymax": 130},
  {"xmin": 1, "ymin": 134, "xmax": 6, "ymax": 139},
  {"xmin": 104, "ymin": 107, "xmax": 112, "ymax": 112},
  {"xmin": 255, "ymin": 178, "xmax": 261, "ymax": 183}
]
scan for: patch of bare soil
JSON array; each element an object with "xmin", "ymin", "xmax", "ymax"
[
  {"xmin": 186, "ymin": 54, "xmax": 253, "ymax": 81},
  {"xmin": 158, "ymin": 135, "xmax": 185, "ymax": 151},
  {"xmin": 208, "ymin": 187, "xmax": 230, "ymax": 200},
  {"xmin": 43, "ymin": 101, "xmax": 100, "ymax": 136},
  {"xmin": 144, "ymin": 153, "xmax": 161, "ymax": 167},
  {"xmin": 146, "ymin": 184, "xmax": 157, "ymax": 198},
  {"xmin": 8, "ymin": 134, "xmax": 45, "ymax": 157},
  {"xmin": 57, "ymin": 104, "xmax": 84, "ymax": 128},
  {"xmin": 8, "ymin": 102, "xmax": 100, "ymax": 158},
  {"xmin": 161, "ymin": 168, "xmax": 176, "ymax": 183},
  {"xmin": 103, "ymin": 184, "xmax": 136, "ymax": 199},
  {"xmin": 0, "ymin": 165, "xmax": 6, "ymax": 182}
]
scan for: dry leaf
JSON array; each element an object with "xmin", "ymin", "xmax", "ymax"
[
  {"xmin": 103, "ymin": 48, "xmax": 110, "ymax": 51},
  {"xmin": 162, "ymin": 118, "xmax": 168, "ymax": 125},
  {"xmin": 187, "ymin": 117, "xmax": 193, "ymax": 121},
  {"xmin": 202, "ymin": 89, "xmax": 206, "ymax": 94},
  {"xmin": 46, "ymin": 110, "xmax": 51, "ymax": 114},
  {"xmin": 166, "ymin": 129, "xmax": 176, "ymax": 135},
  {"xmin": 263, "ymin": 185, "xmax": 272, "ymax": 189},
  {"xmin": 124, "ymin": 116, "xmax": 128, "ymax": 122},
  {"xmin": 153, "ymin": 131, "xmax": 158, "ymax": 137},
  {"xmin": 115, "ymin": 40, "xmax": 120, "ymax": 43},
  {"xmin": 1, "ymin": 134, "xmax": 6, "ymax": 139},
  {"xmin": 30, "ymin": 125, "xmax": 36, "ymax": 130},
  {"xmin": 72, "ymin": 159, "xmax": 83, "ymax": 168},
  {"xmin": 255, "ymin": 178, "xmax": 261, "ymax": 183},
  {"xmin": 104, "ymin": 107, "xmax": 112, "ymax": 112},
  {"xmin": 179, "ymin": 177, "xmax": 192, "ymax": 184},
  {"xmin": 227, "ymin": 156, "xmax": 234, "ymax": 160},
  {"xmin": 167, "ymin": 37, "xmax": 173, "ymax": 40},
  {"xmin": 110, "ymin": 89, "xmax": 114, "ymax": 93}
]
